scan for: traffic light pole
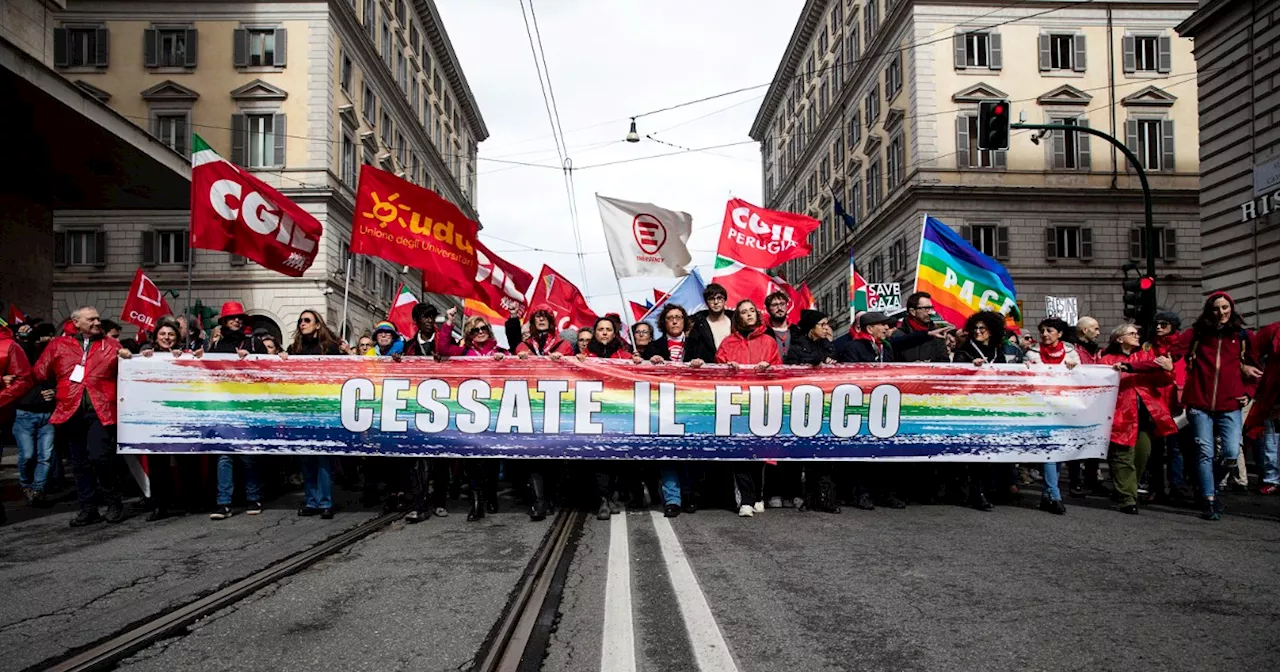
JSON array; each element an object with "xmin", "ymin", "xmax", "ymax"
[{"xmin": 1011, "ymin": 123, "xmax": 1155, "ymax": 279}]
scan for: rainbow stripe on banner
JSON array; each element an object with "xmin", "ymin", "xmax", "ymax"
[
  {"xmin": 118, "ymin": 356, "xmax": 1118, "ymax": 462},
  {"xmin": 915, "ymin": 214, "xmax": 1021, "ymax": 328}
]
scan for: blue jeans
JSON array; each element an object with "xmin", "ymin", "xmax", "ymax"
[
  {"xmin": 13, "ymin": 409, "xmax": 55, "ymax": 492},
  {"xmin": 660, "ymin": 467, "xmax": 683, "ymax": 506},
  {"xmin": 301, "ymin": 456, "xmax": 333, "ymax": 509},
  {"xmin": 1188, "ymin": 408, "xmax": 1242, "ymax": 499},
  {"xmin": 216, "ymin": 455, "xmax": 262, "ymax": 506},
  {"xmin": 1256, "ymin": 420, "xmax": 1280, "ymax": 487},
  {"xmin": 1042, "ymin": 462, "xmax": 1062, "ymax": 501}
]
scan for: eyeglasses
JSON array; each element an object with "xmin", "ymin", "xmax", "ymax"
[
  {"xmin": 973, "ymin": 325, "xmax": 990, "ymax": 332},
  {"xmin": 706, "ymin": 295, "xmax": 727, "ymax": 302},
  {"xmin": 298, "ymin": 317, "xmax": 314, "ymax": 325},
  {"xmin": 767, "ymin": 301, "xmax": 788, "ymax": 308},
  {"xmin": 1156, "ymin": 321, "xmax": 1172, "ymax": 328},
  {"xmin": 913, "ymin": 305, "xmax": 933, "ymax": 312},
  {"xmin": 665, "ymin": 315, "xmax": 684, "ymax": 322},
  {"xmin": 469, "ymin": 325, "xmax": 492, "ymax": 335}
]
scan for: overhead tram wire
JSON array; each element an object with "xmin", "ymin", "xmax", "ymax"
[{"xmin": 519, "ymin": 0, "xmax": 591, "ymax": 294}]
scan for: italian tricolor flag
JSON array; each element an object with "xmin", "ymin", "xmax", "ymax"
[{"xmin": 387, "ymin": 283, "xmax": 419, "ymax": 337}]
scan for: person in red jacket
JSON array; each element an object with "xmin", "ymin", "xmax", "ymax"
[
  {"xmin": 1100, "ymin": 324, "xmax": 1178, "ymax": 514},
  {"xmin": 509, "ymin": 306, "xmax": 573, "ymax": 522},
  {"xmin": 438, "ymin": 315, "xmax": 507, "ymax": 521},
  {"xmin": 34, "ymin": 306, "xmax": 129, "ymax": 527},
  {"xmin": 714, "ymin": 300, "xmax": 781, "ymax": 518},
  {"xmin": 1145, "ymin": 311, "xmax": 1191, "ymax": 504},
  {"xmin": 1171, "ymin": 292, "xmax": 1263, "ymax": 520},
  {"xmin": 1246, "ymin": 321, "xmax": 1280, "ymax": 495},
  {"xmin": 1, "ymin": 324, "xmax": 35, "ymax": 525}
]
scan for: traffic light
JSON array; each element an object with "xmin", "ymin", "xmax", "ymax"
[
  {"xmin": 1122, "ymin": 274, "xmax": 1157, "ymax": 326},
  {"xmin": 977, "ymin": 100, "xmax": 1011, "ymax": 150}
]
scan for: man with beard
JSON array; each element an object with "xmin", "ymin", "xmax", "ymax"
[
  {"xmin": 683, "ymin": 283, "xmax": 732, "ymax": 364},
  {"xmin": 764, "ymin": 291, "xmax": 796, "ymax": 358}
]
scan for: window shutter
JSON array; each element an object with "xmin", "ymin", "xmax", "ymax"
[
  {"xmin": 1051, "ymin": 124, "xmax": 1067, "ymax": 169},
  {"xmin": 1129, "ymin": 229, "xmax": 1142, "ymax": 260},
  {"xmin": 1164, "ymin": 228, "xmax": 1178, "ymax": 260},
  {"xmin": 955, "ymin": 116, "xmax": 970, "ymax": 169},
  {"xmin": 994, "ymin": 148, "xmax": 1007, "ymax": 169},
  {"xmin": 54, "ymin": 232, "xmax": 68, "ymax": 267},
  {"xmin": 1073, "ymin": 34, "xmax": 1086, "ymax": 72},
  {"xmin": 175, "ymin": 117, "xmax": 188, "ymax": 156},
  {"xmin": 1038, "ymin": 34, "xmax": 1051, "ymax": 71},
  {"xmin": 185, "ymin": 29, "xmax": 198, "ymax": 67},
  {"xmin": 1161, "ymin": 119, "xmax": 1175, "ymax": 172},
  {"xmin": 1078, "ymin": 119, "xmax": 1091, "ymax": 169},
  {"xmin": 274, "ymin": 29, "xmax": 287, "ymax": 67},
  {"xmin": 1080, "ymin": 228, "xmax": 1093, "ymax": 260},
  {"xmin": 989, "ymin": 33, "xmax": 1002, "ymax": 70},
  {"xmin": 233, "ymin": 28, "xmax": 248, "ymax": 67},
  {"xmin": 148, "ymin": 114, "xmax": 159, "ymax": 138},
  {"xmin": 95, "ymin": 27, "xmax": 109, "ymax": 66},
  {"xmin": 1045, "ymin": 227, "xmax": 1057, "ymax": 259},
  {"xmin": 954, "ymin": 33, "xmax": 966, "ymax": 69},
  {"xmin": 273, "ymin": 114, "xmax": 287, "ymax": 166},
  {"xmin": 960, "ymin": 225, "xmax": 972, "ymax": 245},
  {"xmin": 996, "ymin": 226, "xmax": 1009, "ymax": 260},
  {"xmin": 93, "ymin": 231, "xmax": 107, "ymax": 267},
  {"xmin": 1122, "ymin": 35, "xmax": 1135, "ymax": 73},
  {"xmin": 144, "ymin": 28, "xmax": 158, "ymax": 67},
  {"xmin": 1157, "ymin": 36, "xmax": 1172, "ymax": 73},
  {"xmin": 1125, "ymin": 119, "xmax": 1139, "ymax": 171},
  {"xmin": 142, "ymin": 231, "xmax": 156, "ymax": 267},
  {"xmin": 231, "ymin": 114, "xmax": 247, "ymax": 165},
  {"xmin": 54, "ymin": 28, "xmax": 69, "ymax": 67}
]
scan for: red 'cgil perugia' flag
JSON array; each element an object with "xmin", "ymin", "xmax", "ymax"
[
  {"xmin": 121, "ymin": 268, "xmax": 173, "ymax": 333},
  {"xmin": 189, "ymin": 134, "xmax": 322, "ymax": 277}
]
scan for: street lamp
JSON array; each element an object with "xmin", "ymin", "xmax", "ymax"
[{"xmin": 625, "ymin": 118, "xmax": 640, "ymax": 143}]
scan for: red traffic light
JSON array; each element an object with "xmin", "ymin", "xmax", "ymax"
[
  {"xmin": 1139, "ymin": 277, "xmax": 1154, "ymax": 290},
  {"xmin": 994, "ymin": 104, "xmax": 1004, "ymax": 115}
]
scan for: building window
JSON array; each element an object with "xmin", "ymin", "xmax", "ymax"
[
  {"xmin": 55, "ymin": 27, "xmax": 108, "ymax": 68},
  {"xmin": 889, "ymin": 237, "xmax": 908, "ymax": 273},
  {"xmin": 410, "ymin": 25, "xmax": 420, "ymax": 52},
  {"xmin": 152, "ymin": 229, "xmax": 190, "ymax": 265},
  {"xmin": 848, "ymin": 110, "xmax": 861, "ymax": 146},
  {"xmin": 381, "ymin": 21, "xmax": 392, "ymax": 65},
  {"xmin": 341, "ymin": 131, "xmax": 356, "ymax": 186},
  {"xmin": 363, "ymin": 84, "xmax": 377, "ymax": 123},
  {"xmin": 845, "ymin": 26, "xmax": 860, "ymax": 64},
  {"xmin": 832, "ymin": 136, "xmax": 845, "ymax": 168},
  {"xmin": 1042, "ymin": 34, "xmax": 1084, "ymax": 72},
  {"xmin": 363, "ymin": 0, "xmax": 376, "ymax": 39},
  {"xmin": 805, "ymin": 54, "xmax": 815, "ymax": 83},
  {"xmin": 885, "ymin": 54, "xmax": 901, "ymax": 100},
  {"xmin": 1050, "ymin": 117, "xmax": 1091, "ymax": 170},
  {"xmin": 956, "ymin": 31, "xmax": 1001, "ymax": 70},
  {"xmin": 963, "ymin": 224, "xmax": 1009, "ymax": 260},
  {"xmin": 1127, "ymin": 118, "xmax": 1173, "ymax": 172},
  {"xmin": 246, "ymin": 113, "xmax": 279, "ymax": 168},
  {"xmin": 145, "ymin": 28, "xmax": 196, "ymax": 68},
  {"xmin": 817, "ymin": 26, "xmax": 828, "ymax": 54},
  {"xmin": 1046, "ymin": 225, "xmax": 1093, "ymax": 260},
  {"xmin": 382, "ymin": 271, "xmax": 396, "ymax": 304},
  {"xmin": 957, "ymin": 115, "xmax": 1005, "ymax": 169},
  {"xmin": 248, "ymin": 29, "xmax": 277, "ymax": 66},
  {"xmin": 865, "ymin": 85, "xmax": 880, "ymax": 126},
  {"xmin": 396, "ymin": 52, "xmax": 407, "ymax": 92},
  {"xmin": 381, "ymin": 111, "xmax": 393, "ymax": 145},
  {"xmin": 866, "ymin": 157, "xmax": 882, "ymax": 211},
  {"xmin": 1134, "ymin": 36, "xmax": 1160, "ymax": 72},
  {"xmin": 58, "ymin": 230, "xmax": 106, "ymax": 267},
  {"xmin": 341, "ymin": 52, "xmax": 353, "ymax": 92},
  {"xmin": 396, "ymin": 132, "xmax": 407, "ymax": 165},
  {"xmin": 1130, "ymin": 227, "xmax": 1177, "ymax": 261},
  {"xmin": 819, "ymin": 81, "xmax": 829, "ymax": 116},
  {"xmin": 154, "ymin": 113, "xmax": 188, "ymax": 156},
  {"xmin": 869, "ymin": 254, "xmax": 884, "ymax": 282},
  {"xmin": 233, "ymin": 27, "xmax": 287, "ymax": 68},
  {"xmin": 887, "ymin": 134, "xmax": 904, "ymax": 189},
  {"xmin": 864, "ymin": 0, "xmax": 878, "ymax": 38},
  {"xmin": 849, "ymin": 178, "xmax": 862, "ymax": 220},
  {"xmin": 820, "ymin": 155, "xmax": 831, "ymax": 185}
]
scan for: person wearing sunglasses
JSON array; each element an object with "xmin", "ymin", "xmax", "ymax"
[
  {"xmin": 355, "ymin": 336, "xmax": 375, "ymax": 355},
  {"xmin": 364, "ymin": 321, "xmax": 404, "ymax": 357},
  {"xmin": 438, "ymin": 316, "xmax": 507, "ymax": 521},
  {"xmin": 1101, "ymin": 324, "xmax": 1177, "ymax": 515},
  {"xmin": 288, "ymin": 310, "xmax": 344, "ymax": 519},
  {"xmin": 1144, "ymin": 311, "xmax": 1190, "ymax": 505}
]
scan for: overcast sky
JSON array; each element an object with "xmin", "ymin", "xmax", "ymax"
[{"xmin": 436, "ymin": 0, "xmax": 804, "ymax": 318}]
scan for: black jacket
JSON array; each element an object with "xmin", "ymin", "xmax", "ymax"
[
  {"xmin": 952, "ymin": 339, "xmax": 1006, "ymax": 364},
  {"xmin": 890, "ymin": 323, "xmax": 950, "ymax": 363},
  {"xmin": 839, "ymin": 338, "xmax": 897, "ymax": 363},
  {"xmin": 638, "ymin": 340, "xmax": 668, "ymax": 361},
  {"xmin": 784, "ymin": 335, "xmax": 834, "ymax": 365},
  {"xmin": 210, "ymin": 327, "xmax": 266, "ymax": 354},
  {"xmin": 683, "ymin": 310, "xmax": 724, "ymax": 363},
  {"xmin": 288, "ymin": 335, "xmax": 342, "ymax": 356}
]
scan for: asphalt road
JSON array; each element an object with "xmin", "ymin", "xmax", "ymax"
[{"xmin": 3, "ymin": 486, "xmax": 1278, "ymax": 672}]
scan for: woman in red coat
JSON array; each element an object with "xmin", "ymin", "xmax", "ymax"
[
  {"xmin": 438, "ymin": 315, "xmax": 507, "ymax": 521},
  {"xmin": 1101, "ymin": 324, "xmax": 1177, "ymax": 514},
  {"xmin": 714, "ymin": 300, "xmax": 780, "ymax": 518},
  {"xmin": 1171, "ymin": 292, "xmax": 1263, "ymax": 520}
]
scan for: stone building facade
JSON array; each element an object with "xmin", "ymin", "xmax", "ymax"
[
  {"xmin": 752, "ymin": 0, "xmax": 1204, "ymax": 333},
  {"xmin": 1178, "ymin": 0, "xmax": 1280, "ymax": 326},
  {"xmin": 44, "ymin": 0, "xmax": 486, "ymax": 340}
]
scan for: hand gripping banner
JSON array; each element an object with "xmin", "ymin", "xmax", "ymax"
[{"xmin": 118, "ymin": 356, "xmax": 1119, "ymax": 461}]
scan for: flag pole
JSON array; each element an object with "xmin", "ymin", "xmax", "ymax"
[
  {"xmin": 339, "ymin": 255, "xmax": 352, "ymax": 342},
  {"xmin": 185, "ymin": 255, "xmax": 194, "ymax": 316},
  {"xmin": 613, "ymin": 275, "xmax": 631, "ymax": 329},
  {"xmin": 913, "ymin": 212, "xmax": 928, "ymax": 296}
]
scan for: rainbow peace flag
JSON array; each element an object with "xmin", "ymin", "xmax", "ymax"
[{"xmin": 915, "ymin": 215, "xmax": 1020, "ymax": 328}]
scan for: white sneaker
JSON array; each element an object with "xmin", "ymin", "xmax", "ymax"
[
  {"xmin": 738, "ymin": 505, "xmax": 754, "ymax": 517},
  {"xmin": 792, "ymin": 497, "xmax": 805, "ymax": 509},
  {"xmin": 767, "ymin": 496, "xmax": 783, "ymax": 509},
  {"xmin": 753, "ymin": 501, "xmax": 765, "ymax": 514}
]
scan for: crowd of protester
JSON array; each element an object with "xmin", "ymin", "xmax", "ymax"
[{"xmin": 0, "ymin": 284, "xmax": 1276, "ymax": 528}]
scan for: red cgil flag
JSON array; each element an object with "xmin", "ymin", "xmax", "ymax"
[
  {"xmin": 629, "ymin": 301, "xmax": 650, "ymax": 323},
  {"xmin": 526, "ymin": 265, "xmax": 598, "ymax": 332},
  {"xmin": 469, "ymin": 238, "xmax": 533, "ymax": 318},
  {"xmin": 121, "ymin": 268, "xmax": 173, "ymax": 333}
]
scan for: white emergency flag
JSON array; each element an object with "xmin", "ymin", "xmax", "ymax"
[{"xmin": 596, "ymin": 194, "xmax": 693, "ymax": 278}]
